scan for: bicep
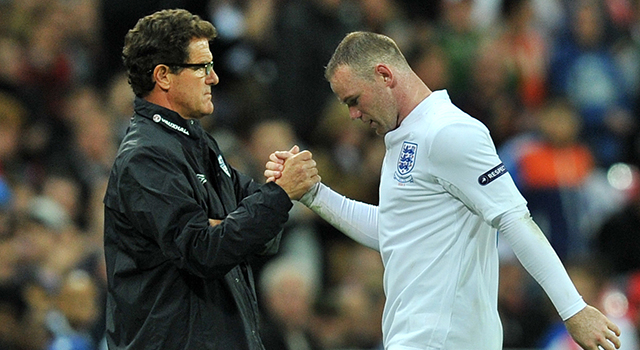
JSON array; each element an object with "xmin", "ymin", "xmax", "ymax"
[{"xmin": 428, "ymin": 122, "xmax": 526, "ymax": 223}]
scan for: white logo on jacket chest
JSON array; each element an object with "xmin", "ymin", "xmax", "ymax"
[
  {"xmin": 218, "ymin": 155, "xmax": 231, "ymax": 177},
  {"xmin": 196, "ymin": 174, "xmax": 207, "ymax": 184},
  {"xmin": 394, "ymin": 141, "xmax": 417, "ymax": 184},
  {"xmin": 152, "ymin": 114, "xmax": 190, "ymax": 135}
]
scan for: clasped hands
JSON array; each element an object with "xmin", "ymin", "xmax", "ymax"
[
  {"xmin": 208, "ymin": 145, "xmax": 319, "ymax": 227},
  {"xmin": 264, "ymin": 145, "xmax": 320, "ymax": 200}
]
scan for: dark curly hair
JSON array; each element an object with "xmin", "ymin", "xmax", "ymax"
[{"xmin": 122, "ymin": 9, "xmax": 217, "ymax": 97}]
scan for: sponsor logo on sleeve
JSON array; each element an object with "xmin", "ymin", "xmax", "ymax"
[{"xmin": 478, "ymin": 163, "xmax": 507, "ymax": 186}]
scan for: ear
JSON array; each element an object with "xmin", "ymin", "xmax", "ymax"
[
  {"xmin": 375, "ymin": 64, "xmax": 393, "ymax": 87},
  {"xmin": 153, "ymin": 64, "xmax": 172, "ymax": 91}
]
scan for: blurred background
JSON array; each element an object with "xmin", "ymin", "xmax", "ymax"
[{"xmin": 1, "ymin": 0, "xmax": 640, "ymax": 349}]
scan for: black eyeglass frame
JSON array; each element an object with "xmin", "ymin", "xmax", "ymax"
[{"xmin": 164, "ymin": 61, "xmax": 214, "ymax": 76}]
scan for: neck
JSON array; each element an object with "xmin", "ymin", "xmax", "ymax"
[
  {"xmin": 145, "ymin": 90, "xmax": 189, "ymax": 119},
  {"xmin": 396, "ymin": 73, "xmax": 432, "ymax": 126},
  {"xmin": 145, "ymin": 90, "xmax": 170, "ymax": 110}
]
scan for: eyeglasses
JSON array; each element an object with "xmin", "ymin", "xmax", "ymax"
[{"xmin": 165, "ymin": 61, "xmax": 214, "ymax": 76}]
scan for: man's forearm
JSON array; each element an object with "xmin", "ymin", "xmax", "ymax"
[
  {"xmin": 497, "ymin": 205, "xmax": 586, "ymax": 320},
  {"xmin": 300, "ymin": 183, "xmax": 380, "ymax": 250}
]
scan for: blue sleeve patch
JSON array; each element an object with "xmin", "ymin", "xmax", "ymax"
[{"xmin": 478, "ymin": 163, "xmax": 507, "ymax": 186}]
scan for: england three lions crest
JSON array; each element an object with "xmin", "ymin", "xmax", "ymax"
[{"xmin": 394, "ymin": 141, "xmax": 417, "ymax": 184}]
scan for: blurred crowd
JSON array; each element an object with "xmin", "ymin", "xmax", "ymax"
[{"xmin": 1, "ymin": 0, "xmax": 640, "ymax": 349}]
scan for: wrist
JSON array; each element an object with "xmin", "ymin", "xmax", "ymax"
[{"xmin": 299, "ymin": 182, "xmax": 320, "ymax": 205}]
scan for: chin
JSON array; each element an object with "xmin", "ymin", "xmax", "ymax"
[
  {"xmin": 375, "ymin": 126, "xmax": 389, "ymax": 136},
  {"xmin": 203, "ymin": 104, "xmax": 214, "ymax": 116}
]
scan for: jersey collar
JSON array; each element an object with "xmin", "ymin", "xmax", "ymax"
[
  {"xmin": 134, "ymin": 97, "xmax": 201, "ymax": 139},
  {"xmin": 404, "ymin": 90, "xmax": 449, "ymax": 127}
]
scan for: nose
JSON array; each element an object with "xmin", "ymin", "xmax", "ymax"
[
  {"xmin": 348, "ymin": 106, "xmax": 362, "ymax": 120},
  {"xmin": 207, "ymin": 69, "xmax": 219, "ymax": 85}
]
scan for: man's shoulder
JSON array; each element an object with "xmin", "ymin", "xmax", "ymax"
[
  {"xmin": 105, "ymin": 121, "xmax": 188, "ymax": 208},
  {"xmin": 427, "ymin": 108, "xmax": 489, "ymax": 141},
  {"xmin": 109, "ymin": 129, "xmax": 187, "ymax": 188},
  {"xmin": 119, "ymin": 117, "xmax": 183, "ymax": 157}
]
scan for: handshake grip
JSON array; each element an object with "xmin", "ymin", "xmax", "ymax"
[{"xmin": 264, "ymin": 146, "xmax": 321, "ymax": 201}]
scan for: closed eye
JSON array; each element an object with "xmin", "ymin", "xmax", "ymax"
[{"xmin": 345, "ymin": 96, "xmax": 359, "ymax": 107}]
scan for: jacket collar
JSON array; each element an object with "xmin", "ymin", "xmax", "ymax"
[{"xmin": 134, "ymin": 97, "xmax": 201, "ymax": 139}]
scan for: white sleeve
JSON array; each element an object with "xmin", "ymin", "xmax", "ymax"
[
  {"xmin": 496, "ymin": 204, "xmax": 587, "ymax": 321},
  {"xmin": 299, "ymin": 183, "xmax": 379, "ymax": 251}
]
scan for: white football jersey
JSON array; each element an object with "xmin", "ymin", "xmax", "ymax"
[{"xmin": 378, "ymin": 90, "xmax": 527, "ymax": 350}]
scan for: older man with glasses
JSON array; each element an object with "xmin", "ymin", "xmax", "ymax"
[{"xmin": 102, "ymin": 9, "xmax": 320, "ymax": 350}]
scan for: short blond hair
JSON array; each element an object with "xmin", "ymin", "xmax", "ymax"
[{"xmin": 325, "ymin": 31, "xmax": 410, "ymax": 82}]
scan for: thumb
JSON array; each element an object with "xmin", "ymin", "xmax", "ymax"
[{"xmin": 289, "ymin": 145, "xmax": 300, "ymax": 154}]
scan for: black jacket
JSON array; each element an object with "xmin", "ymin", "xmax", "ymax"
[{"xmin": 103, "ymin": 98, "xmax": 292, "ymax": 349}]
